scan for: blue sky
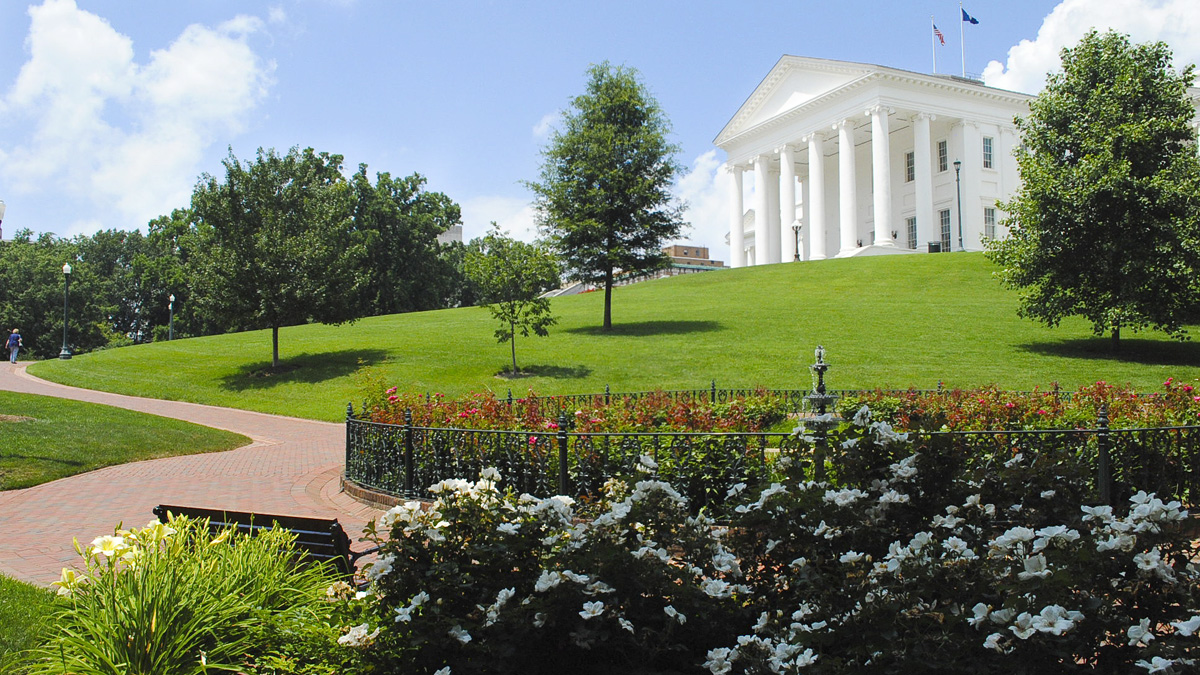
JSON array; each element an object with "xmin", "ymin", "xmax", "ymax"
[{"xmin": 2, "ymin": 0, "xmax": 1198, "ymax": 256}]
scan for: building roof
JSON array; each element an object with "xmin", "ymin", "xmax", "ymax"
[{"xmin": 714, "ymin": 55, "xmax": 1034, "ymax": 150}]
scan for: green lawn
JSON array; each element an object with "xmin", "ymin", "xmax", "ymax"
[
  {"xmin": 0, "ymin": 391, "xmax": 249, "ymax": 490},
  {"xmin": 0, "ymin": 573, "xmax": 54, "ymax": 671},
  {"xmin": 28, "ymin": 253, "xmax": 1200, "ymax": 422}
]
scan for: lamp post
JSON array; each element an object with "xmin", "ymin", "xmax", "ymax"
[
  {"xmin": 953, "ymin": 159, "xmax": 963, "ymax": 252},
  {"xmin": 59, "ymin": 262, "xmax": 72, "ymax": 360},
  {"xmin": 792, "ymin": 223, "xmax": 801, "ymax": 261},
  {"xmin": 168, "ymin": 294, "xmax": 175, "ymax": 341}
]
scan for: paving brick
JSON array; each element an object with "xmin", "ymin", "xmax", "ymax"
[{"xmin": 0, "ymin": 362, "xmax": 383, "ymax": 585}]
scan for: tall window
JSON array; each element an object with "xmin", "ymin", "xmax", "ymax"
[
  {"xmin": 984, "ymin": 207, "xmax": 997, "ymax": 240},
  {"xmin": 983, "ymin": 137, "xmax": 994, "ymax": 169},
  {"xmin": 906, "ymin": 216, "xmax": 917, "ymax": 250},
  {"xmin": 905, "ymin": 151, "xmax": 915, "ymax": 182},
  {"xmin": 939, "ymin": 209, "xmax": 952, "ymax": 250},
  {"xmin": 937, "ymin": 140, "xmax": 948, "ymax": 172}
]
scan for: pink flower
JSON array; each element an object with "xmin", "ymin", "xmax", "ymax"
[
  {"xmin": 1036, "ymin": 409, "xmax": 1047, "ymax": 415},
  {"xmin": 388, "ymin": 395, "xmax": 399, "ymax": 403},
  {"xmin": 386, "ymin": 387, "xmax": 397, "ymax": 395},
  {"xmin": 529, "ymin": 436, "xmax": 538, "ymax": 446},
  {"xmin": 1184, "ymin": 385, "xmax": 1194, "ymax": 393},
  {"xmin": 1005, "ymin": 402, "xmax": 1016, "ymax": 409}
]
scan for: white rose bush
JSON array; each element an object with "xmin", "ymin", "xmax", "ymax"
[{"xmin": 343, "ymin": 408, "xmax": 1199, "ymax": 674}]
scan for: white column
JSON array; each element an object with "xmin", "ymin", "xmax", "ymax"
[
  {"xmin": 837, "ymin": 119, "xmax": 858, "ymax": 254},
  {"xmin": 767, "ymin": 164, "xmax": 781, "ymax": 263},
  {"xmin": 869, "ymin": 106, "xmax": 894, "ymax": 247},
  {"xmin": 727, "ymin": 165, "xmax": 745, "ymax": 268},
  {"xmin": 779, "ymin": 144, "xmax": 797, "ymax": 263},
  {"xmin": 807, "ymin": 133, "xmax": 827, "ymax": 261},
  {"xmin": 913, "ymin": 113, "xmax": 935, "ymax": 250},
  {"xmin": 753, "ymin": 155, "xmax": 771, "ymax": 266},
  {"xmin": 960, "ymin": 121, "xmax": 982, "ymax": 250}
]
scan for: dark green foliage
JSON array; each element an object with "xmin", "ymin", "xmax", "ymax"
[
  {"xmin": 189, "ymin": 146, "xmax": 367, "ymax": 368},
  {"xmin": 464, "ymin": 227, "xmax": 560, "ymax": 374},
  {"xmin": 528, "ymin": 62, "xmax": 686, "ymax": 330},
  {"xmin": 987, "ymin": 31, "xmax": 1200, "ymax": 348}
]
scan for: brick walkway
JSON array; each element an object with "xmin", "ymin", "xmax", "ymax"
[{"xmin": 0, "ymin": 361, "xmax": 383, "ymax": 586}]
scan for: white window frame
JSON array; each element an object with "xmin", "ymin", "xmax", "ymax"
[
  {"xmin": 937, "ymin": 140, "xmax": 949, "ymax": 172},
  {"xmin": 906, "ymin": 216, "xmax": 917, "ymax": 250},
  {"xmin": 984, "ymin": 207, "xmax": 997, "ymax": 240},
  {"xmin": 939, "ymin": 209, "xmax": 952, "ymax": 250},
  {"xmin": 905, "ymin": 151, "xmax": 915, "ymax": 182},
  {"xmin": 983, "ymin": 136, "xmax": 994, "ymax": 169}
]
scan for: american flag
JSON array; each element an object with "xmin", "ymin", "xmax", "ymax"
[{"xmin": 933, "ymin": 24, "xmax": 946, "ymax": 45}]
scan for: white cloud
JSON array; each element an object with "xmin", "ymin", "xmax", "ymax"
[
  {"xmin": 673, "ymin": 150, "xmax": 729, "ymax": 259},
  {"xmin": 982, "ymin": 0, "xmax": 1200, "ymax": 93},
  {"xmin": 0, "ymin": 0, "xmax": 274, "ymax": 229},
  {"xmin": 532, "ymin": 112, "xmax": 558, "ymax": 139},
  {"xmin": 460, "ymin": 194, "xmax": 539, "ymax": 243}
]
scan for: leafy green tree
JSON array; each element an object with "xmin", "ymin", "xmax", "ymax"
[
  {"xmin": 350, "ymin": 167, "xmax": 467, "ymax": 315},
  {"xmin": 463, "ymin": 227, "xmax": 560, "ymax": 375},
  {"xmin": 0, "ymin": 230, "xmax": 107, "ymax": 359},
  {"xmin": 986, "ymin": 31, "xmax": 1200, "ymax": 348},
  {"xmin": 528, "ymin": 62, "xmax": 686, "ymax": 331},
  {"xmin": 189, "ymin": 147, "xmax": 366, "ymax": 368}
]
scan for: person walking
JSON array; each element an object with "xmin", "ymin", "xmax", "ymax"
[{"xmin": 7, "ymin": 328, "xmax": 21, "ymax": 364}]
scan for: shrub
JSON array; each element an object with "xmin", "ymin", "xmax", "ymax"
[{"xmin": 21, "ymin": 516, "xmax": 364, "ymax": 675}]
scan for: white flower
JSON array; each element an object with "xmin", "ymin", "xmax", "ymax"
[
  {"xmin": 1128, "ymin": 618, "xmax": 1155, "ymax": 646},
  {"xmin": 726, "ymin": 482, "xmax": 747, "ymax": 498},
  {"xmin": 337, "ymin": 623, "xmax": 380, "ymax": 647},
  {"xmin": 878, "ymin": 489, "xmax": 910, "ymax": 504},
  {"xmin": 983, "ymin": 632, "xmax": 1006, "ymax": 652},
  {"xmin": 839, "ymin": 551, "xmax": 864, "ymax": 564},
  {"xmin": 533, "ymin": 612, "xmax": 547, "ymax": 627},
  {"xmin": 448, "ymin": 625, "xmax": 472, "ymax": 644},
  {"xmin": 853, "ymin": 404, "xmax": 872, "ymax": 426},
  {"xmin": 637, "ymin": 454, "xmax": 658, "ymax": 472},
  {"xmin": 365, "ymin": 554, "xmax": 396, "ymax": 581},
  {"xmin": 1040, "ymin": 489, "xmax": 1056, "ymax": 498},
  {"xmin": 579, "ymin": 601, "xmax": 605, "ymax": 619},
  {"xmin": 942, "ymin": 537, "xmax": 976, "ymax": 559},
  {"xmin": 664, "ymin": 605, "xmax": 686, "ymax": 624},
  {"xmin": 1010, "ymin": 612, "xmax": 1036, "ymax": 639},
  {"xmin": 1136, "ymin": 656, "xmax": 1175, "ymax": 673},
  {"xmin": 1017, "ymin": 554, "xmax": 1052, "ymax": 580},
  {"xmin": 496, "ymin": 522, "xmax": 520, "ymax": 535},
  {"xmin": 794, "ymin": 648, "xmax": 818, "ymax": 666},
  {"xmin": 619, "ymin": 617, "xmax": 635, "ymax": 633},
  {"xmin": 480, "ymin": 466, "xmax": 502, "ymax": 482},
  {"xmin": 702, "ymin": 578, "xmax": 732, "ymax": 598},
  {"xmin": 969, "ymin": 603, "xmax": 991, "ymax": 627},
  {"xmin": 434, "ymin": 668, "xmax": 451, "ymax": 675},
  {"xmin": 1081, "ymin": 504, "xmax": 1114, "ymax": 522},
  {"xmin": 1172, "ymin": 615, "xmax": 1200, "ymax": 636},
  {"xmin": 823, "ymin": 488, "xmax": 867, "ymax": 507},
  {"xmin": 1030, "ymin": 605, "xmax": 1081, "ymax": 636},
  {"xmin": 90, "ymin": 535, "xmax": 126, "ymax": 558},
  {"xmin": 705, "ymin": 647, "xmax": 735, "ymax": 675},
  {"xmin": 889, "ymin": 454, "xmax": 920, "ymax": 480},
  {"xmin": 534, "ymin": 570, "xmax": 561, "ymax": 592},
  {"xmin": 1134, "ymin": 548, "xmax": 1161, "ymax": 571}
]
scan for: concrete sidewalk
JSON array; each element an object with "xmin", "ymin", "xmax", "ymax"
[{"xmin": 0, "ymin": 361, "xmax": 382, "ymax": 585}]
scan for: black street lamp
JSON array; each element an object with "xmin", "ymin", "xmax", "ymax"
[
  {"xmin": 792, "ymin": 223, "xmax": 801, "ymax": 261},
  {"xmin": 953, "ymin": 158, "xmax": 963, "ymax": 252},
  {"xmin": 168, "ymin": 294, "xmax": 175, "ymax": 341},
  {"xmin": 59, "ymin": 262, "xmax": 72, "ymax": 360}
]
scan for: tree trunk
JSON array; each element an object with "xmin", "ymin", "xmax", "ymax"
[
  {"xmin": 510, "ymin": 319, "xmax": 518, "ymax": 375},
  {"xmin": 272, "ymin": 325, "xmax": 280, "ymax": 369},
  {"xmin": 603, "ymin": 267, "xmax": 613, "ymax": 331},
  {"xmin": 1111, "ymin": 324, "xmax": 1120, "ymax": 352}
]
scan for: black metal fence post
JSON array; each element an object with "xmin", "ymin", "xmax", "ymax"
[
  {"xmin": 1096, "ymin": 404, "xmax": 1111, "ymax": 505},
  {"xmin": 605, "ymin": 385, "xmax": 611, "ymax": 407},
  {"xmin": 345, "ymin": 403, "xmax": 354, "ymax": 472},
  {"xmin": 557, "ymin": 411, "xmax": 569, "ymax": 496},
  {"xmin": 711, "ymin": 379, "xmax": 717, "ymax": 404},
  {"xmin": 404, "ymin": 408, "xmax": 415, "ymax": 497}
]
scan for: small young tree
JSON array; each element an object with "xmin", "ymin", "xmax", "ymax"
[
  {"xmin": 464, "ymin": 227, "xmax": 559, "ymax": 376},
  {"xmin": 527, "ymin": 62, "xmax": 686, "ymax": 331},
  {"xmin": 986, "ymin": 31, "xmax": 1200, "ymax": 349}
]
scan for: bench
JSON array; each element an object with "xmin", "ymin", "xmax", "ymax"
[{"xmin": 152, "ymin": 504, "xmax": 378, "ymax": 579}]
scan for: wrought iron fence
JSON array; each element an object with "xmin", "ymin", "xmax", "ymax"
[{"xmin": 346, "ymin": 408, "xmax": 1200, "ymax": 510}]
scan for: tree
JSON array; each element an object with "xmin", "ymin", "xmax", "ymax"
[
  {"xmin": 463, "ymin": 227, "xmax": 559, "ymax": 375},
  {"xmin": 986, "ymin": 31, "xmax": 1200, "ymax": 349},
  {"xmin": 189, "ymin": 147, "xmax": 365, "ymax": 368},
  {"xmin": 349, "ymin": 167, "xmax": 467, "ymax": 316},
  {"xmin": 528, "ymin": 62, "xmax": 686, "ymax": 331}
]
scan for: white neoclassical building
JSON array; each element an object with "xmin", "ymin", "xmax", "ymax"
[{"xmin": 716, "ymin": 56, "xmax": 1032, "ymax": 266}]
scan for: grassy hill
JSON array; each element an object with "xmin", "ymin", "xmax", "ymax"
[{"xmin": 27, "ymin": 252, "xmax": 1200, "ymax": 422}]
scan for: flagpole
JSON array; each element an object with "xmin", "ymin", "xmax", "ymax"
[
  {"xmin": 960, "ymin": 2, "xmax": 966, "ymax": 77},
  {"xmin": 931, "ymin": 16, "xmax": 938, "ymax": 74}
]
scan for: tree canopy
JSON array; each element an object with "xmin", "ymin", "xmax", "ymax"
[
  {"xmin": 986, "ymin": 30, "xmax": 1200, "ymax": 348},
  {"xmin": 528, "ymin": 62, "xmax": 686, "ymax": 330},
  {"xmin": 463, "ymin": 227, "xmax": 559, "ymax": 375},
  {"xmin": 190, "ymin": 147, "xmax": 365, "ymax": 368}
]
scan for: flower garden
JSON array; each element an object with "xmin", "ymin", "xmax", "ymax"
[{"xmin": 14, "ymin": 376, "xmax": 1200, "ymax": 674}]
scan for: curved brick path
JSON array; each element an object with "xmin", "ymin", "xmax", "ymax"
[{"xmin": 0, "ymin": 361, "xmax": 382, "ymax": 586}]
